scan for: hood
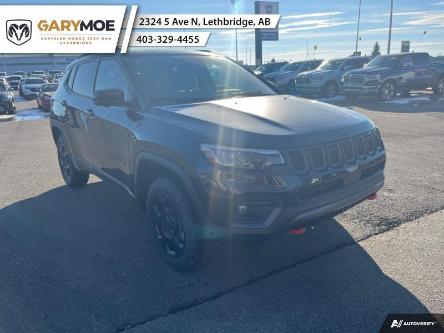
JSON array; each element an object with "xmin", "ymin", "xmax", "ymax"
[
  {"xmin": 155, "ymin": 95, "xmax": 373, "ymax": 148},
  {"xmin": 347, "ymin": 67, "xmax": 391, "ymax": 75}
]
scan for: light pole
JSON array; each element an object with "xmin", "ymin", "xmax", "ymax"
[
  {"xmin": 245, "ymin": 39, "xmax": 249, "ymax": 65},
  {"xmin": 387, "ymin": 0, "xmax": 394, "ymax": 54},
  {"xmin": 355, "ymin": 0, "xmax": 362, "ymax": 54},
  {"xmin": 231, "ymin": 0, "xmax": 239, "ymax": 62}
]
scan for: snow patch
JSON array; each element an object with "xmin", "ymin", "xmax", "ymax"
[{"xmin": 14, "ymin": 109, "xmax": 49, "ymax": 121}]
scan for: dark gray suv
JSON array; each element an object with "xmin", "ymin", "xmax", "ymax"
[{"xmin": 50, "ymin": 51, "xmax": 386, "ymax": 271}]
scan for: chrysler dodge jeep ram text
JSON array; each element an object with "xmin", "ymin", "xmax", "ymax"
[
  {"xmin": 342, "ymin": 52, "xmax": 444, "ymax": 101},
  {"xmin": 50, "ymin": 51, "xmax": 386, "ymax": 271}
]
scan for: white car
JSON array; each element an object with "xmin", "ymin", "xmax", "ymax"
[{"xmin": 20, "ymin": 77, "xmax": 47, "ymax": 99}]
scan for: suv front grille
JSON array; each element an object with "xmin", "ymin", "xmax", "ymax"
[
  {"xmin": 326, "ymin": 143, "xmax": 341, "ymax": 166},
  {"xmin": 288, "ymin": 150, "xmax": 306, "ymax": 172},
  {"xmin": 343, "ymin": 74, "xmax": 365, "ymax": 85},
  {"xmin": 288, "ymin": 129, "xmax": 384, "ymax": 172}
]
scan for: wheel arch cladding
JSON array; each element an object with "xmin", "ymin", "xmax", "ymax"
[{"xmin": 134, "ymin": 152, "xmax": 206, "ymax": 222}]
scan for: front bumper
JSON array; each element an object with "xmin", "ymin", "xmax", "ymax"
[
  {"xmin": 342, "ymin": 84, "xmax": 380, "ymax": 96},
  {"xmin": 23, "ymin": 91, "xmax": 38, "ymax": 98},
  {"xmin": 202, "ymin": 152, "xmax": 385, "ymax": 236},
  {"xmin": 0, "ymin": 99, "xmax": 15, "ymax": 113},
  {"xmin": 294, "ymin": 85, "xmax": 323, "ymax": 95}
]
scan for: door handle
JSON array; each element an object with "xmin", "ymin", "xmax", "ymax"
[{"xmin": 85, "ymin": 109, "xmax": 96, "ymax": 118}]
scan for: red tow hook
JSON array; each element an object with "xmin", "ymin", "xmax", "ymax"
[
  {"xmin": 289, "ymin": 227, "xmax": 306, "ymax": 235},
  {"xmin": 367, "ymin": 193, "xmax": 377, "ymax": 200}
]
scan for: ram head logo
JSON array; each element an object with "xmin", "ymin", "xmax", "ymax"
[{"xmin": 6, "ymin": 20, "xmax": 32, "ymax": 46}]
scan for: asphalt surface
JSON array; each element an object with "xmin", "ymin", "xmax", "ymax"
[
  {"xmin": 0, "ymin": 92, "xmax": 443, "ymax": 332},
  {"xmin": 133, "ymin": 210, "xmax": 444, "ymax": 333}
]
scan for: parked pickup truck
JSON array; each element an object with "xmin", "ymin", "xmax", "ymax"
[
  {"xmin": 295, "ymin": 56, "xmax": 369, "ymax": 98},
  {"xmin": 342, "ymin": 52, "xmax": 444, "ymax": 101}
]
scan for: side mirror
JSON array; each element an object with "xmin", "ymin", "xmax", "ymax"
[{"xmin": 93, "ymin": 88, "xmax": 125, "ymax": 107}]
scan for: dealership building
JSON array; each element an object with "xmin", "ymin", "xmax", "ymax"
[{"xmin": 0, "ymin": 55, "xmax": 77, "ymax": 74}]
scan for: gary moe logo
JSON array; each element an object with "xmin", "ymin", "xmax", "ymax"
[{"xmin": 6, "ymin": 19, "xmax": 32, "ymax": 46}]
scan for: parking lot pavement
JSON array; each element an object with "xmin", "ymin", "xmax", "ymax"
[
  {"xmin": 132, "ymin": 209, "xmax": 444, "ymax": 333},
  {"xmin": 0, "ymin": 95, "xmax": 443, "ymax": 332}
]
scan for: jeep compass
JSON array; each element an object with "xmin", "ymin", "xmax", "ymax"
[{"xmin": 50, "ymin": 51, "xmax": 386, "ymax": 271}]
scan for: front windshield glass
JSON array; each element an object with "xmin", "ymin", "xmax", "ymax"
[
  {"xmin": 128, "ymin": 54, "xmax": 275, "ymax": 106},
  {"xmin": 366, "ymin": 55, "xmax": 400, "ymax": 68},
  {"xmin": 42, "ymin": 84, "xmax": 58, "ymax": 92},
  {"xmin": 7, "ymin": 76, "xmax": 21, "ymax": 81},
  {"xmin": 318, "ymin": 59, "xmax": 346, "ymax": 70},
  {"xmin": 280, "ymin": 62, "xmax": 302, "ymax": 72},
  {"xmin": 25, "ymin": 78, "xmax": 45, "ymax": 84}
]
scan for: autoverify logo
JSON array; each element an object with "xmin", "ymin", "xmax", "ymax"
[
  {"xmin": 6, "ymin": 19, "xmax": 32, "ymax": 46},
  {"xmin": 391, "ymin": 320, "xmax": 403, "ymax": 328}
]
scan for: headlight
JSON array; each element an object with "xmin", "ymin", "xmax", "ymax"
[
  {"xmin": 200, "ymin": 144, "xmax": 284, "ymax": 170},
  {"xmin": 365, "ymin": 74, "xmax": 381, "ymax": 81}
]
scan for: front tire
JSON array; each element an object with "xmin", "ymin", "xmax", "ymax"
[
  {"xmin": 379, "ymin": 81, "xmax": 396, "ymax": 101},
  {"xmin": 146, "ymin": 177, "xmax": 202, "ymax": 271},
  {"xmin": 56, "ymin": 136, "xmax": 89, "ymax": 188}
]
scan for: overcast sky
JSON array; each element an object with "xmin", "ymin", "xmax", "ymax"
[{"xmin": 6, "ymin": 0, "xmax": 444, "ymax": 63}]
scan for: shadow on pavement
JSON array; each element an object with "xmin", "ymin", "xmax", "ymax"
[{"xmin": 0, "ymin": 182, "xmax": 430, "ymax": 332}]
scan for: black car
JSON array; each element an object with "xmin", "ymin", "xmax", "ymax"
[
  {"xmin": 0, "ymin": 81, "xmax": 16, "ymax": 114},
  {"xmin": 254, "ymin": 61, "xmax": 288, "ymax": 78},
  {"xmin": 342, "ymin": 52, "xmax": 444, "ymax": 101},
  {"xmin": 50, "ymin": 51, "xmax": 386, "ymax": 271}
]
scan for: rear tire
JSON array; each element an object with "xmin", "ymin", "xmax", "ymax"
[
  {"xmin": 146, "ymin": 177, "xmax": 202, "ymax": 271},
  {"xmin": 56, "ymin": 136, "xmax": 89, "ymax": 188}
]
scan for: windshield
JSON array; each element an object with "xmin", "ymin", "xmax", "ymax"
[
  {"xmin": 32, "ymin": 71, "xmax": 45, "ymax": 75},
  {"xmin": 318, "ymin": 59, "xmax": 346, "ymax": 70},
  {"xmin": 365, "ymin": 55, "xmax": 400, "ymax": 68},
  {"xmin": 128, "ymin": 54, "xmax": 275, "ymax": 106},
  {"xmin": 42, "ymin": 84, "xmax": 58, "ymax": 92},
  {"xmin": 7, "ymin": 76, "xmax": 21, "ymax": 81},
  {"xmin": 280, "ymin": 62, "xmax": 302, "ymax": 72},
  {"xmin": 25, "ymin": 78, "xmax": 45, "ymax": 84}
]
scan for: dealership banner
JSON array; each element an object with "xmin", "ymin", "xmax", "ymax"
[
  {"xmin": 0, "ymin": 5, "xmax": 279, "ymax": 53},
  {"xmin": 0, "ymin": 5, "xmax": 126, "ymax": 53}
]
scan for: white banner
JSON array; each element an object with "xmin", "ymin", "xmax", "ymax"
[
  {"xmin": 134, "ymin": 14, "xmax": 280, "ymax": 29},
  {"xmin": 0, "ymin": 5, "xmax": 126, "ymax": 53}
]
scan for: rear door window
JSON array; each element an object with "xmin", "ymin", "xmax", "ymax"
[
  {"xmin": 94, "ymin": 59, "xmax": 132, "ymax": 101},
  {"xmin": 71, "ymin": 61, "xmax": 96, "ymax": 97}
]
